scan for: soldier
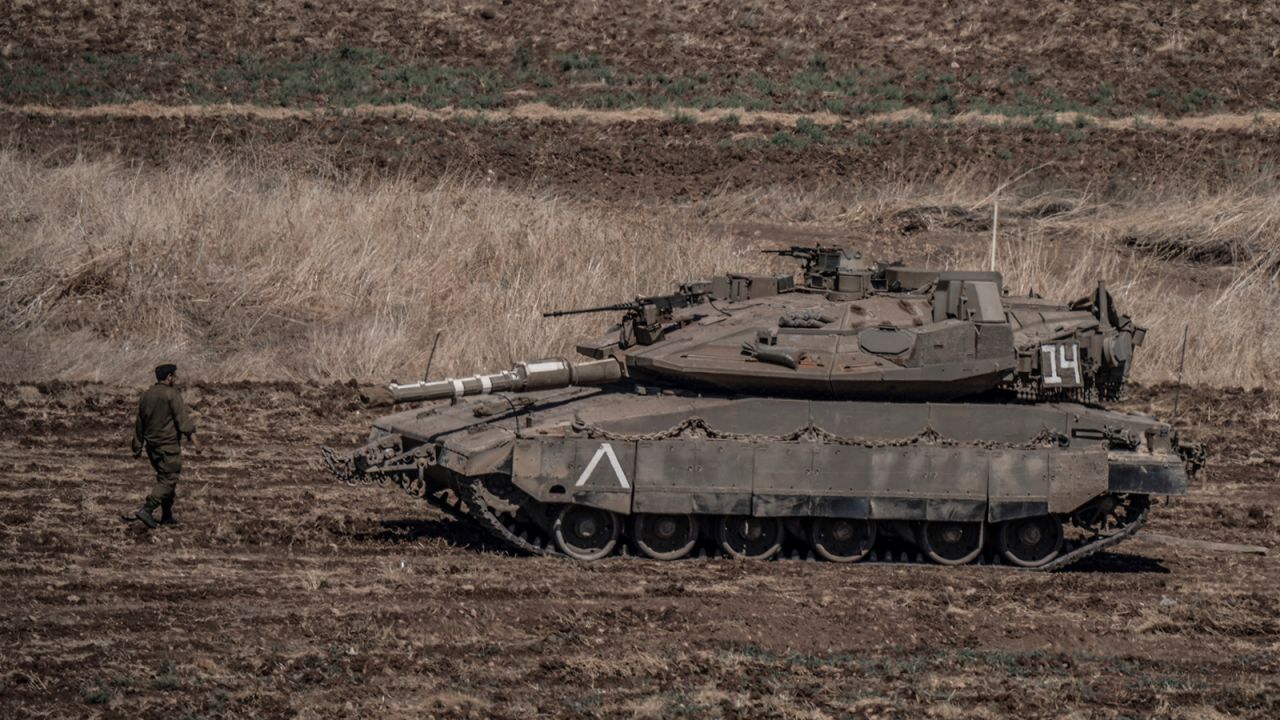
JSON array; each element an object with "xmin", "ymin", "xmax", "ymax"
[{"xmin": 125, "ymin": 363, "xmax": 199, "ymax": 529}]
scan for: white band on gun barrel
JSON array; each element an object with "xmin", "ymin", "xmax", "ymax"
[
  {"xmin": 451, "ymin": 379, "xmax": 465, "ymax": 397},
  {"xmin": 524, "ymin": 360, "xmax": 567, "ymax": 374},
  {"xmin": 480, "ymin": 375, "xmax": 492, "ymax": 394}
]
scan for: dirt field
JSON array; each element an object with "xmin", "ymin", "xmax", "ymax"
[
  {"xmin": 6, "ymin": 2, "xmax": 1280, "ymax": 201},
  {"xmin": 4, "ymin": 2, "xmax": 1279, "ymax": 717},
  {"xmin": 0, "ymin": 382, "xmax": 1276, "ymax": 718},
  {"xmin": 4, "ymin": 1, "xmax": 1279, "ymax": 116}
]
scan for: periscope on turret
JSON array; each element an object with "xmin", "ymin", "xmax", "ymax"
[{"xmin": 324, "ymin": 244, "xmax": 1202, "ymax": 569}]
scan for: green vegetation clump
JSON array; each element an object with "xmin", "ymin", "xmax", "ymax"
[
  {"xmin": 151, "ymin": 661, "xmax": 181, "ymax": 691},
  {"xmin": 84, "ymin": 686, "xmax": 112, "ymax": 705},
  {"xmin": 1181, "ymin": 88, "xmax": 1223, "ymax": 114},
  {"xmin": 853, "ymin": 131, "xmax": 879, "ymax": 147},
  {"xmin": 794, "ymin": 117, "xmax": 828, "ymax": 143},
  {"xmin": 769, "ymin": 129, "xmax": 807, "ymax": 149}
]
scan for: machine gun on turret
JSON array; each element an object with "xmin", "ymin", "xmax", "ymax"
[
  {"xmin": 542, "ymin": 288, "xmax": 710, "ymax": 318},
  {"xmin": 763, "ymin": 245, "xmax": 874, "ymax": 295},
  {"xmin": 764, "ymin": 245, "xmax": 871, "ymax": 291},
  {"xmin": 763, "ymin": 245, "xmax": 868, "ymax": 275},
  {"xmin": 544, "ymin": 287, "xmax": 711, "ymax": 346}
]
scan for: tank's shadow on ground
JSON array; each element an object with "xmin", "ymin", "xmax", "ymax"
[{"xmin": 1057, "ymin": 551, "xmax": 1170, "ymax": 574}]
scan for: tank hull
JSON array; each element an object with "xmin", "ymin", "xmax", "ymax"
[{"xmin": 328, "ymin": 387, "xmax": 1196, "ymax": 569}]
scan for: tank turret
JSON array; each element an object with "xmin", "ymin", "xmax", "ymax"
[{"xmin": 564, "ymin": 247, "xmax": 1144, "ymax": 402}]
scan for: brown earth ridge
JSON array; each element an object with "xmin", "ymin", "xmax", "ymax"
[
  {"xmin": 5, "ymin": 1, "xmax": 1278, "ymax": 200},
  {"xmin": 7, "ymin": 110, "xmax": 1279, "ymax": 200}
]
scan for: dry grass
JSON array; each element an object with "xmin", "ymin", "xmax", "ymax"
[
  {"xmin": 3, "ymin": 152, "xmax": 1278, "ymax": 388},
  {"xmin": 950, "ymin": 189, "xmax": 1280, "ymax": 388},
  {"xmin": 0, "ymin": 152, "xmax": 754, "ymax": 383},
  {"xmin": 11, "ymin": 102, "xmax": 1279, "ymax": 132}
]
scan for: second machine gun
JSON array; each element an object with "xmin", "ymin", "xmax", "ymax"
[{"xmin": 543, "ymin": 287, "xmax": 711, "ymax": 346}]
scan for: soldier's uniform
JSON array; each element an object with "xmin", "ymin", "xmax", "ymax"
[{"xmin": 129, "ymin": 364, "xmax": 195, "ymax": 528}]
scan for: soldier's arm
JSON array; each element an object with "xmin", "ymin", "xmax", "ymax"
[
  {"xmin": 132, "ymin": 405, "xmax": 145, "ymax": 456},
  {"xmin": 171, "ymin": 391, "xmax": 196, "ymax": 438}
]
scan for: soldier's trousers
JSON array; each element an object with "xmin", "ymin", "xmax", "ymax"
[{"xmin": 144, "ymin": 445, "xmax": 182, "ymax": 512}]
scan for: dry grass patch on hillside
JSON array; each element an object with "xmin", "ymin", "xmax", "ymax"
[
  {"xmin": 0, "ymin": 153, "xmax": 755, "ymax": 382},
  {"xmin": 3, "ymin": 153, "xmax": 1278, "ymax": 388}
]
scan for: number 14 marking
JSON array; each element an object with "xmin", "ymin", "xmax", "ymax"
[{"xmin": 1041, "ymin": 343, "xmax": 1082, "ymax": 386}]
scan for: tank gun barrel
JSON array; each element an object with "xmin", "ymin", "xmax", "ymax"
[{"xmin": 361, "ymin": 357, "xmax": 624, "ymax": 406}]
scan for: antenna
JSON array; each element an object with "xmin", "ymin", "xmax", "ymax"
[
  {"xmin": 1172, "ymin": 323, "xmax": 1189, "ymax": 419},
  {"xmin": 423, "ymin": 330, "xmax": 443, "ymax": 380},
  {"xmin": 989, "ymin": 199, "xmax": 999, "ymax": 271}
]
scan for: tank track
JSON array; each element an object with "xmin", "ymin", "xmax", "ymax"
[
  {"xmin": 1038, "ymin": 509, "xmax": 1148, "ymax": 572},
  {"xmin": 329, "ymin": 449, "xmax": 1154, "ymax": 570},
  {"xmin": 453, "ymin": 475, "xmax": 556, "ymax": 557},
  {"xmin": 443, "ymin": 474, "xmax": 1151, "ymax": 572}
]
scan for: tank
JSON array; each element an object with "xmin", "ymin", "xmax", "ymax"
[{"xmin": 323, "ymin": 245, "xmax": 1204, "ymax": 569}]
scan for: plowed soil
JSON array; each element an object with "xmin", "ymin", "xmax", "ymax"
[
  {"xmin": 6, "ymin": 110, "xmax": 1279, "ymax": 201},
  {"xmin": 5, "ymin": 1, "xmax": 1280, "ymax": 201},
  {"xmin": 1, "ymin": 382, "xmax": 1276, "ymax": 718},
  {"xmin": 4, "ymin": 1, "xmax": 1279, "ymax": 116}
]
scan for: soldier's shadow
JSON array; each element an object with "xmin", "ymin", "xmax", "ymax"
[{"xmin": 1056, "ymin": 551, "xmax": 1170, "ymax": 574}]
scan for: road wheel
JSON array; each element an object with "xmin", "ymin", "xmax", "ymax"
[
  {"xmin": 715, "ymin": 516, "xmax": 782, "ymax": 560},
  {"xmin": 632, "ymin": 513, "xmax": 698, "ymax": 561},
  {"xmin": 997, "ymin": 515, "xmax": 1064, "ymax": 568},
  {"xmin": 808, "ymin": 518, "xmax": 876, "ymax": 563},
  {"xmin": 917, "ymin": 520, "xmax": 984, "ymax": 566},
  {"xmin": 552, "ymin": 505, "xmax": 620, "ymax": 561}
]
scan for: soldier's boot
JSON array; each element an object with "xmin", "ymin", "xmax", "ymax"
[
  {"xmin": 134, "ymin": 505, "xmax": 159, "ymax": 529},
  {"xmin": 159, "ymin": 501, "xmax": 179, "ymax": 526}
]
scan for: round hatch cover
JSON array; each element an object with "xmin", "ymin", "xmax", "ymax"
[{"xmin": 858, "ymin": 327, "xmax": 914, "ymax": 355}]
